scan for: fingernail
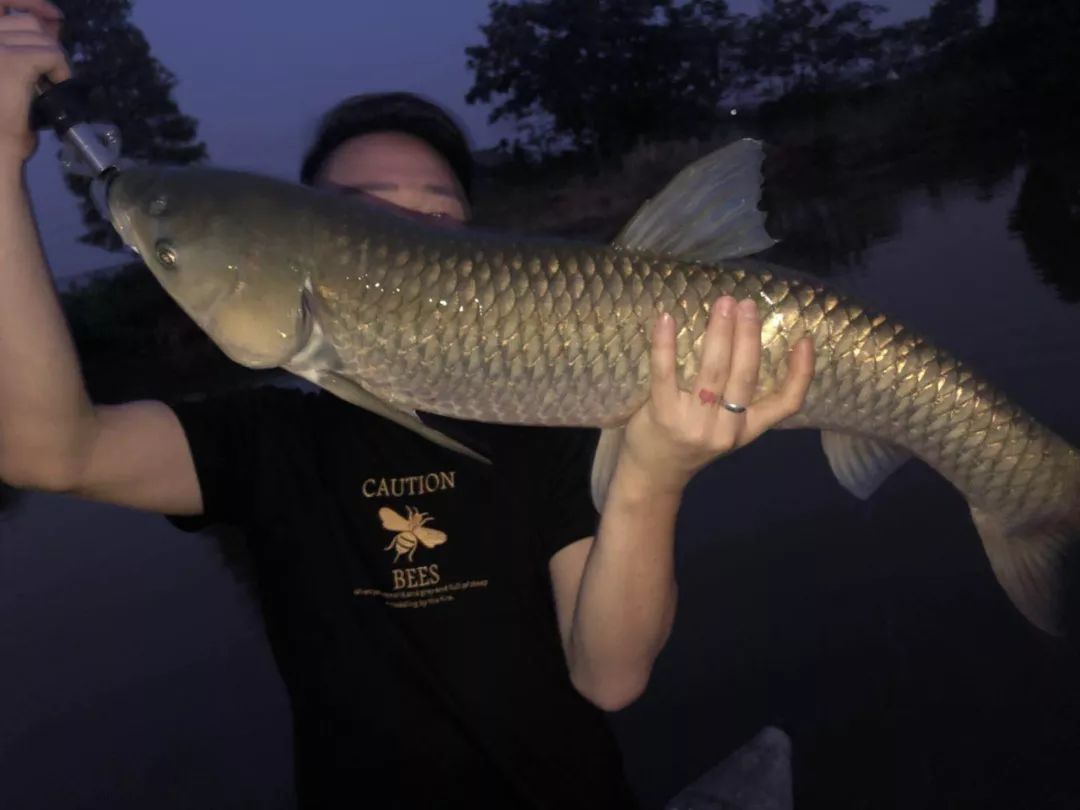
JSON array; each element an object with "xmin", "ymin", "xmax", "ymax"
[
  {"xmin": 717, "ymin": 297, "xmax": 735, "ymax": 317},
  {"xmin": 738, "ymin": 299, "xmax": 758, "ymax": 318}
]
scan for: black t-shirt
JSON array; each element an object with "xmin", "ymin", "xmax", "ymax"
[{"xmin": 166, "ymin": 385, "xmax": 638, "ymax": 809}]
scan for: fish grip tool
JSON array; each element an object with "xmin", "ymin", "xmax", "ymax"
[{"xmin": 30, "ymin": 75, "xmax": 128, "ymax": 218}]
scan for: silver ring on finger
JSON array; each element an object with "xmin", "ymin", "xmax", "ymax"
[{"xmin": 721, "ymin": 396, "xmax": 747, "ymax": 414}]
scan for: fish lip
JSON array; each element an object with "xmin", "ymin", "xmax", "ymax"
[
  {"xmin": 104, "ymin": 188, "xmax": 132, "ymax": 247},
  {"xmin": 90, "ymin": 167, "xmax": 123, "ymax": 233},
  {"xmin": 104, "ymin": 169, "xmax": 148, "ymax": 254}
]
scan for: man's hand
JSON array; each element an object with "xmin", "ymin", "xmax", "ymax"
[
  {"xmin": 552, "ymin": 297, "xmax": 814, "ymax": 710},
  {"xmin": 0, "ymin": 1, "xmax": 69, "ymax": 164},
  {"xmin": 620, "ymin": 295, "xmax": 815, "ymax": 496}
]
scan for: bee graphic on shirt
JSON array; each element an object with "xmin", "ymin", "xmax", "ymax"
[{"xmin": 379, "ymin": 506, "xmax": 448, "ymax": 562}]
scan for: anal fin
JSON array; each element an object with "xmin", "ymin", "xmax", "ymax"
[
  {"xmin": 971, "ymin": 507, "xmax": 1072, "ymax": 636},
  {"xmin": 590, "ymin": 427, "xmax": 626, "ymax": 512}
]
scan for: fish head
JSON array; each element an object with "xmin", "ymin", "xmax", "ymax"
[{"xmin": 107, "ymin": 166, "xmax": 314, "ymax": 369}]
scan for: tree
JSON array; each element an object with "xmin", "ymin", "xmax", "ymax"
[
  {"xmin": 466, "ymin": 0, "xmax": 737, "ymax": 160},
  {"xmin": 738, "ymin": 0, "xmax": 884, "ymax": 97},
  {"xmin": 52, "ymin": 0, "xmax": 206, "ymax": 250},
  {"xmin": 923, "ymin": 0, "xmax": 980, "ymax": 50},
  {"xmin": 989, "ymin": 0, "xmax": 1080, "ymax": 122},
  {"xmin": 1009, "ymin": 158, "xmax": 1080, "ymax": 302},
  {"xmin": 867, "ymin": 19, "xmax": 926, "ymax": 82}
]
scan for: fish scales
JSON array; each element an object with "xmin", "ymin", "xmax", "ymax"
[{"xmin": 311, "ymin": 217, "xmax": 1079, "ymax": 528}]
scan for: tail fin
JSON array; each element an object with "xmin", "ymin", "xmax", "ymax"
[{"xmin": 970, "ymin": 505, "xmax": 1079, "ymax": 635}]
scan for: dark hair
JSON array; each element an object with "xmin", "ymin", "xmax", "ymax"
[{"xmin": 299, "ymin": 92, "xmax": 474, "ymax": 201}]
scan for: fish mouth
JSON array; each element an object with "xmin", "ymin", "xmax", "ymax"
[
  {"xmin": 106, "ymin": 194, "xmax": 135, "ymax": 250},
  {"xmin": 105, "ymin": 170, "xmax": 154, "ymax": 255}
]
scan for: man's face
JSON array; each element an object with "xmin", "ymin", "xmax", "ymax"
[{"xmin": 314, "ymin": 131, "xmax": 469, "ymax": 223}]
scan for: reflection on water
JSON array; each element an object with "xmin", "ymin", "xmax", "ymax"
[
  {"xmin": 759, "ymin": 130, "xmax": 1025, "ymax": 281},
  {"xmin": 2, "ymin": 153, "xmax": 1080, "ymax": 809},
  {"xmin": 1010, "ymin": 155, "xmax": 1080, "ymax": 301}
]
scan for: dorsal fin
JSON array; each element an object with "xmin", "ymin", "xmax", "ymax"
[{"xmin": 613, "ymin": 138, "xmax": 777, "ymax": 262}]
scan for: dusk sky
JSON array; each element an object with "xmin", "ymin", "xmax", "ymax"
[{"xmin": 23, "ymin": 0, "xmax": 984, "ymax": 281}]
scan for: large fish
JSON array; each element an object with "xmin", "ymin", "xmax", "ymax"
[{"xmin": 105, "ymin": 140, "xmax": 1080, "ymax": 635}]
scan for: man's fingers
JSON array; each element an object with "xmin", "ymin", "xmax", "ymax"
[
  {"xmin": 0, "ymin": 1, "xmax": 63, "ymax": 21},
  {"xmin": 719, "ymin": 298, "xmax": 762, "ymax": 411},
  {"xmin": 0, "ymin": 0, "xmax": 68, "ymax": 82},
  {"xmin": 649, "ymin": 311, "xmax": 680, "ymax": 414},
  {"xmin": 692, "ymin": 296, "xmax": 735, "ymax": 401},
  {"xmin": 1, "ymin": 2, "xmax": 63, "ymax": 42},
  {"xmin": 743, "ymin": 336, "xmax": 815, "ymax": 440},
  {"xmin": 0, "ymin": 11, "xmax": 46, "ymax": 32},
  {"xmin": 4, "ymin": 43, "xmax": 70, "ymax": 83},
  {"xmin": 0, "ymin": 29, "xmax": 55, "ymax": 44}
]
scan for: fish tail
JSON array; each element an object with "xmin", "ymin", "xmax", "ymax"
[
  {"xmin": 970, "ymin": 498, "xmax": 1080, "ymax": 636},
  {"xmin": 818, "ymin": 428, "xmax": 1080, "ymax": 635}
]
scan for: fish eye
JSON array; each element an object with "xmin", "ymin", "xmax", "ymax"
[
  {"xmin": 147, "ymin": 196, "xmax": 169, "ymax": 217},
  {"xmin": 155, "ymin": 240, "xmax": 178, "ymax": 270}
]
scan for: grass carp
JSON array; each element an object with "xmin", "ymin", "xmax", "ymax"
[{"xmin": 105, "ymin": 140, "xmax": 1080, "ymax": 636}]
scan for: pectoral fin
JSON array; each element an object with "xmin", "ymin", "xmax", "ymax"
[
  {"xmin": 288, "ymin": 365, "xmax": 491, "ymax": 465},
  {"xmin": 282, "ymin": 298, "xmax": 490, "ymax": 465}
]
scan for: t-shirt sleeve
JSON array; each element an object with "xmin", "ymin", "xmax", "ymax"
[
  {"xmin": 164, "ymin": 385, "xmax": 313, "ymax": 532},
  {"xmin": 533, "ymin": 427, "xmax": 602, "ymax": 560}
]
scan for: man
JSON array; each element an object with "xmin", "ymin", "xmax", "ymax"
[{"xmin": 0, "ymin": 2, "xmax": 814, "ymax": 807}]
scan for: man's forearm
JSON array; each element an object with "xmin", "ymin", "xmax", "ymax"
[
  {"xmin": 565, "ymin": 456, "xmax": 680, "ymax": 710},
  {"xmin": 0, "ymin": 154, "xmax": 96, "ymax": 487}
]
